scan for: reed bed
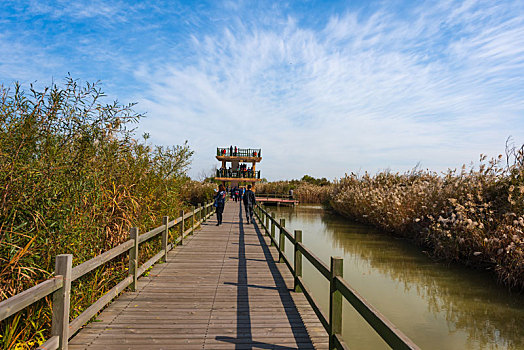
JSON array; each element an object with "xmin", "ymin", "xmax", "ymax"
[
  {"xmin": 255, "ymin": 181, "xmax": 295, "ymax": 195},
  {"xmin": 329, "ymin": 151, "xmax": 524, "ymax": 290},
  {"xmin": 255, "ymin": 181, "xmax": 332, "ymax": 204},
  {"xmin": 294, "ymin": 183, "xmax": 332, "ymax": 204},
  {"xmin": 0, "ymin": 79, "xmax": 212, "ymax": 349}
]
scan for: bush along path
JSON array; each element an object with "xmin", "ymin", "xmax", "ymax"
[
  {"xmin": 329, "ymin": 150, "xmax": 524, "ymax": 291},
  {"xmin": 0, "ymin": 78, "xmax": 214, "ymax": 349}
]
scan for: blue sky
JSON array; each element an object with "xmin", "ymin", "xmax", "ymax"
[{"xmin": 1, "ymin": 0, "xmax": 523, "ymax": 180}]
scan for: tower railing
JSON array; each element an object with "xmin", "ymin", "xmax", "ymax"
[
  {"xmin": 216, "ymin": 169, "xmax": 260, "ymax": 179},
  {"xmin": 217, "ymin": 147, "xmax": 261, "ymax": 158}
]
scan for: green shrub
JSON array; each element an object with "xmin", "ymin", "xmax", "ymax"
[{"xmin": 0, "ymin": 78, "xmax": 208, "ymax": 349}]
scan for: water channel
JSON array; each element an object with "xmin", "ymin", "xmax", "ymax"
[{"xmin": 268, "ymin": 204, "xmax": 524, "ymax": 350}]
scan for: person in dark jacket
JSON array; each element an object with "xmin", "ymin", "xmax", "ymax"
[
  {"xmin": 243, "ymin": 185, "xmax": 256, "ymax": 224},
  {"xmin": 214, "ymin": 184, "xmax": 227, "ymax": 226}
]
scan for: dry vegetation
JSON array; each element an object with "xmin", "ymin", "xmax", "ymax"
[
  {"xmin": 0, "ymin": 79, "xmax": 213, "ymax": 349},
  {"xmin": 255, "ymin": 177, "xmax": 332, "ymax": 204},
  {"xmin": 329, "ymin": 150, "xmax": 524, "ymax": 290}
]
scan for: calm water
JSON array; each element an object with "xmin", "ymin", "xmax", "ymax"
[{"xmin": 270, "ymin": 204, "xmax": 524, "ymax": 350}]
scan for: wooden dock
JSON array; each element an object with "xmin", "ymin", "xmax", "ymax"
[
  {"xmin": 256, "ymin": 198, "xmax": 299, "ymax": 206},
  {"xmin": 68, "ymin": 202, "xmax": 328, "ymax": 349}
]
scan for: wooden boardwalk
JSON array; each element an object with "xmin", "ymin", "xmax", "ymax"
[
  {"xmin": 69, "ymin": 201, "xmax": 328, "ymax": 349},
  {"xmin": 256, "ymin": 198, "xmax": 299, "ymax": 206}
]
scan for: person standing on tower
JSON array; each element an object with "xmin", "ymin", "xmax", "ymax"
[{"xmin": 243, "ymin": 185, "xmax": 256, "ymax": 224}]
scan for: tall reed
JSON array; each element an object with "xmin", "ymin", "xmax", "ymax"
[
  {"xmin": 330, "ymin": 151, "xmax": 524, "ymax": 290},
  {"xmin": 255, "ymin": 181, "xmax": 332, "ymax": 204},
  {"xmin": 0, "ymin": 78, "xmax": 209, "ymax": 349}
]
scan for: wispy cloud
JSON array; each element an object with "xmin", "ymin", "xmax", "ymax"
[
  {"xmin": 1, "ymin": 0, "xmax": 523, "ymax": 180},
  {"xmin": 133, "ymin": 1, "xmax": 524, "ymax": 179}
]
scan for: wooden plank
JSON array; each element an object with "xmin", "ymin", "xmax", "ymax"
[
  {"xmin": 0, "ymin": 277, "xmax": 63, "ymax": 321},
  {"xmin": 71, "ymin": 240, "xmax": 134, "ymax": 281},
  {"xmin": 69, "ymin": 275, "xmax": 133, "ymax": 335},
  {"xmin": 334, "ymin": 276, "xmax": 420, "ymax": 350},
  {"xmin": 69, "ymin": 202, "xmax": 327, "ymax": 349},
  {"xmin": 129, "ymin": 228, "xmax": 138, "ymax": 291},
  {"xmin": 137, "ymin": 249, "xmax": 166, "ymax": 277},
  {"xmin": 296, "ymin": 276, "xmax": 329, "ymax": 331},
  {"xmin": 297, "ymin": 242, "xmax": 330, "ymax": 279},
  {"xmin": 329, "ymin": 257, "xmax": 343, "ymax": 349},
  {"xmin": 167, "ymin": 216, "xmax": 181, "ymax": 229},
  {"xmin": 294, "ymin": 230, "xmax": 303, "ymax": 292},
  {"xmin": 334, "ymin": 333, "xmax": 350, "ymax": 350},
  {"xmin": 36, "ymin": 335, "xmax": 58, "ymax": 350},
  {"xmin": 138, "ymin": 224, "xmax": 164, "ymax": 244},
  {"xmin": 52, "ymin": 254, "xmax": 72, "ymax": 349}
]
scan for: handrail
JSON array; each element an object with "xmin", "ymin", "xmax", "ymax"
[
  {"xmin": 333, "ymin": 276, "xmax": 418, "ymax": 349},
  {"xmin": 0, "ymin": 200, "xmax": 216, "ymax": 350},
  {"xmin": 71, "ymin": 240, "xmax": 134, "ymax": 281},
  {"xmin": 216, "ymin": 169, "xmax": 261, "ymax": 179},
  {"xmin": 256, "ymin": 193, "xmax": 294, "ymax": 199},
  {"xmin": 0, "ymin": 277, "xmax": 64, "ymax": 321},
  {"xmin": 217, "ymin": 147, "xmax": 261, "ymax": 158},
  {"xmin": 254, "ymin": 203, "xmax": 419, "ymax": 350}
]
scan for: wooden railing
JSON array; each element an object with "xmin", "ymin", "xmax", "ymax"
[
  {"xmin": 255, "ymin": 193, "xmax": 293, "ymax": 199},
  {"xmin": 254, "ymin": 204, "xmax": 420, "ymax": 350},
  {"xmin": 216, "ymin": 169, "xmax": 261, "ymax": 179},
  {"xmin": 217, "ymin": 147, "xmax": 261, "ymax": 158},
  {"xmin": 0, "ymin": 201, "xmax": 216, "ymax": 350}
]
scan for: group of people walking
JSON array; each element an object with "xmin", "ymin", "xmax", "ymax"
[
  {"xmin": 231, "ymin": 186, "xmax": 243, "ymax": 201},
  {"xmin": 213, "ymin": 184, "xmax": 256, "ymax": 225}
]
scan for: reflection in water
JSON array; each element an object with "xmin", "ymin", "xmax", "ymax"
[{"xmin": 268, "ymin": 205, "xmax": 524, "ymax": 350}]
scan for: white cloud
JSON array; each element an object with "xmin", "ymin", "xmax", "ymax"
[
  {"xmin": 134, "ymin": 1, "xmax": 524, "ymax": 180},
  {"xmin": 1, "ymin": 0, "xmax": 522, "ymax": 180}
]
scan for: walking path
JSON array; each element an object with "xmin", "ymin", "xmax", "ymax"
[{"xmin": 69, "ymin": 201, "xmax": 328, "ymax": 349}]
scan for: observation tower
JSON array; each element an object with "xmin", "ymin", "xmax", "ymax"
[{"xmin": 215, "ymin": 147, "xmax": 261, "ymax": 188}]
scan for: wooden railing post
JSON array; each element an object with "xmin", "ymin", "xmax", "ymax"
[
  {"xmin": 265, "ymin": 212, "xmax": 269, "ymax": 235},
  {"xmin": 179, "ymin": 209, "xmax": 184, "ymax": 245},
  {"xmin": 52, "ymin": 254, "xmax": 72, "ymax": 350},
  {"xmin": 270, "ymin": 213, "xmax": 276, "ymax": 246},
  {"xmin": 203, "ymin": 202, "xmax": 207, "ymax": 222},
  {"xmin": 294, "ymin": 230, "xmax": 302, "ymax": 292},
  {"xmin": 129, "ymin": 227, "xmax": 139, "ymax": 291},
  {"xmin": 162, "ymin": 216, "xmax": 169, "ymax": 262},
  {"xmin": 279, "ymin": 219, "xmax": 286, "ymax": 263},
  {"xmin": 329, "ymin": 257, "xmax": 343, "ymax": 349},
  {"xmin": 198, "ymin": 203, "xmax": 202, "ymax": 224},
  {"xmin": 191, "ymin": 206, "xmax": 195, "ymax": 234}
]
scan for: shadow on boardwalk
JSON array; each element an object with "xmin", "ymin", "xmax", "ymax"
[
  {"xmin": 215, "ymin": 206, "xmax": 314, "ymax": 350},
  {"xmin": 69, "ymin": 201, "xmax": 327, "ymax": 350}
]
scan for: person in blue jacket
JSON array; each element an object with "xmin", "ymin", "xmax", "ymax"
[{"xmin": 214, "ymin": 184, "xmax": 227, "ymax": 225}]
